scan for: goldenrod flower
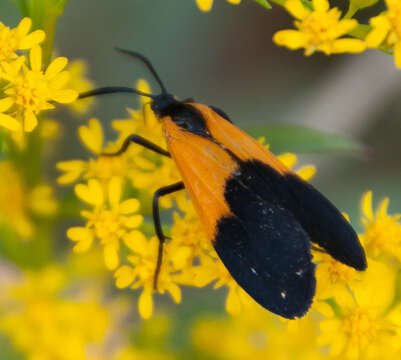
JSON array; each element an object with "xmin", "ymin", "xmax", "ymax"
[
  {"xmin": 67, "ymin": 177, "xmax": 145, "ymax": 270},
  {"xmin": 67, "ymin": 59, "xmax": 95, "ymax": 114},
  {"xmin": 57, "ymin": 118, "xmax": 130, "ymax": 184},
  {"xmin": 359, "ymin": 191, "xmax": 401, "ymax": 262},
  {"xmin": 1, "ymin": 266, "xmax": 111, "ymax": 360},
  {"xmin": 0, "ymin": 17, "xmax": 45, "ymax": 65},
  {"xmin": 366, "ymin": 0, "xmax": 401, "ymax": 67},
  {"xmin": 317, "ymin": 260, "xmax": 400, "ymax": 359},
  {"xmin": 0, "ymin": 161, "xmax": 57, "ymax": 238},
  {"xmin": 169, "ymin": 193, "xmax": 213, "ymax": 270},
  {"xmin": 196, "ymin": 0, "xmax": 241, "ymax": 12},
  {"xmin": 192, "ymin": 309, "xmax": 320, "ymax": 359},
  {"xmin": 273, "ymin": 0, "xmax": 366, "ymax": 56},
  {"xmin": 1, "ymin": 45, "xmax": 78, "ymax": 132},
  {"xmin": 114, "ymin": 236, "xmax": 182, "ymax": 319},
  {"xmin": 313, "ymin": 251, "xmax": 360, "ymax": 303}
]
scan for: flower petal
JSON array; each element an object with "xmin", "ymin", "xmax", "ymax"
[
  {"xmin": 278, "ymin": 153, "xmax": 297, "ymax": 168},
  {"xmin": 297, "ymin": 165, "xmax": 316, "ymax": 180},
  {"xmin": 15, "ymin": 17, "xmax": 32, "ymax": 38},
  {"xmin": 114, "ymin": 266, "xmax": 135, "ymax": 288},
  {"xmin": 67, "ymin": 227, "xmax": 94, "ymax": 253},
  {"xmin": 24, "ymin": 111, "xmax": 38, "ymax": 132},
  {"xmin": 0, "ymin": 97, "xmax": 14, "ymax": 112},
  {"xmin": 123, "ymin": 230, "xmax": 147, "ymax": 251},
  {"xmin": 0, "ymin": 113, "xmax": 21, "ymax": 131},
  {"xmin": 104, "ymin": 243, "xmax": 119, "ymax": 270},
  {"xmin": 361, "ymin": 191, "xmax": 373, "ymax": 221},
  {"xmin": 394, "ymin": 42, "xmax": 401, "ymax": 69},
  {"xmin": 75, "ymin": 179, "xmax": 104, "ymax": 206},
  {"xmin": 119, "ymin": 198, "xmax": 140, "ymax": 214},
  {"xmin": 45, "ymin": 57, "xmax": 68, "ymax": 79},
  {"xmin": 366, "ymin": 15, "xmax": 391, "ymax": 48},
  {"xmin": 285, "ymin": 0, "xmax": 310, "ymax": 19},
  {"xmin": 313, "ymin": 0, "xmax": 329, "ymax": 12},
  {"xmin": 51, "ymin": 89, "xmax": 78, "ymax": 104},
  {"xmin": 196, "ymin": 0, "xmax": 213, "ymax": 12},
  {"xmin": 29, "ymin": 45, "xmax": 42, "ymax": 72},
  {"xmin": 19, "ymin": 30, "xmax": 45, "ymax": 49},
  {"xmin": 78, "ymin": 118, "xmax": 103, "ymax": 154},
  {"xmin": 138, "ymin": 288, "xmax": 153, "ymax": 319},
  {"xmin": 124, "ymin": 214, "xmax": 144, "ymax": 228},
  {"xmin": 273, "ymin": 30, "xmax": 310, "ymax": 49},
  {"xmin": 332, "ymin": 39, "xmax": 366, "ymax": 54},
  {"xmin": 108, "ymin": 177, "xmax": 122, "ymax": 208},
  {"xmin": 226, "ymin": 286, "xmax": 242, "ymax": 316}
]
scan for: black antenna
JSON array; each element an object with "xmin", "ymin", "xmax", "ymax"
[
  {"xmin": 115, "ymin": 48, "xmax": 168, "ymax": 94},
  {"xmin": 78, "ymin": 86, "xmax": 156, "ymax": 100}
]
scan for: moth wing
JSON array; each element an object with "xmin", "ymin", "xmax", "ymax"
[
  {"xmin": 191, "ymin": 103, "xmax": 366, "ymax": 271},
  {"xmin": 163, "ymin": 118, "xmax": 316, "ymax": 318},
  {"xmin": 214, "ymin": 186, "xmax": 316, "ymax": 319}
]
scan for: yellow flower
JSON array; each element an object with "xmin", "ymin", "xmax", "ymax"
[
  {"xmin": 192, "ymin": 309, "xmax": 320, "ymax": 360},
  {"xmin": 366, "ymin": 0, "xmax": 401, "ymax": 67},
  {"xmin": 196, "ymin": 0, "xmax": 241, "ymax": 12},
  {"xmin": 1, "ymin": 45, "xmax": 78, "ymax": 132},
  {"xmin": 67, "ymin": 177, "xmax": 144, "ymax": 270},
  {"xmin": 317, "ymin": 259, "xmax": 399, "ymax": 359},
  {"xmin": 273, "ymin": 0, "xmax": 366, "ymax": 56},
  {"xmin": 57, "ymin": 118, "xmax": 130, "ymax": 184},
  {"xmin": 169, "ymin": 193, "xmax": 213, "ymax": 270},
  {"xmin": 0, "ymin": 161, "xmax": 57, "ymax": 238},
  {"xmin": 1, "ymin": 266, "xmax": 111, "ymax": 360},
  {"xmin": 114, "ymin": 236, "xmax": 182, "ymax": 319},
  {"xmin": 0, "ymin": 17, "xmax": 45, "ymax": 64},
  {"xmin": 359, "ymin": 191, "xmax": 401, "ymax": 262},
  {"xmin": 313, "ymin": 251, "xmax": 360, "ymax": 303},
  {"xmin": 66, "ymin": 59, "xmax": 95, "ymax": 114}
]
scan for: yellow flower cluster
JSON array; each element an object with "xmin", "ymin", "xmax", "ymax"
[
  {"xmin": 196, "ymin": 0, "xmax": 401, "ymax": 69},
  {"xmin": 0, "ymin": 266, "xmax": 111, "ymax": 360},
  {"xmin": 366, "ymin": 0, "xmax": 401, "ymax": 67},
  {"xmin": 0, "ymin": 160, "xmax": 57, "ymax": 238},
  {"xmin": 273, "ymin": 0, "xmax": 366, "ymax": 56},
  {"xmin": 61, "ymin": 80, "xmax": 316, "ymax": 319},
  {"xmin": 0, "ymin": 18, "xmax": 78, "ymax": 134},
  {"xmin": 272, "ymin": 0, "xmax": 401, "ymax": 66}
]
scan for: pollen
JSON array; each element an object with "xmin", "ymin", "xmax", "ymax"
[
  {"xmin": 93, "ymin": 209, "xmax": 126, "ymax": 241},
  {"xmin": 344, "ymin": 310, "xmax": 378, "ymax": 346}
]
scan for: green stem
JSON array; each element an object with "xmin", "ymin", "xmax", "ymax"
[
  {"xmin": 344, "ymin": 4, "xmax": 358, "ymax": 19},
  {"xmin": 269, "ymin": 0, "xmax": 286, "ymax": 6}
]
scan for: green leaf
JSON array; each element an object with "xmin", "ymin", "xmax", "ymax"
[
  {"xmin": 253, "ymin": 0, "xmax": 272, "ymax": 10},
  {"xmin": 245, "ymin": 125, "xmax": 367, "ymax": 155},
  {"xmin": 13, "ymin": 0, "xmax": 69, "ymax": 66},
  {"xmin": 345, "ymin": 0, "xmax": 379, "ymax": 19}
]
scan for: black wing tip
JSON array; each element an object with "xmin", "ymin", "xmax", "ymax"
[
  {"xmin": 337, "ymin": 242, "xmax": 368, "ymax": 272},
  {"xmin": 351, "ymin": 252, "xmax": 368, "ymax": 271}
]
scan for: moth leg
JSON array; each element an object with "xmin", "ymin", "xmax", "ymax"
[
  {"xmin": 153, "ymin": 181, "xmax": 185, "ymax": 289},
  {"xmin": 101, "ymin": 134, "xmax": 170, "ymax": 157}
]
